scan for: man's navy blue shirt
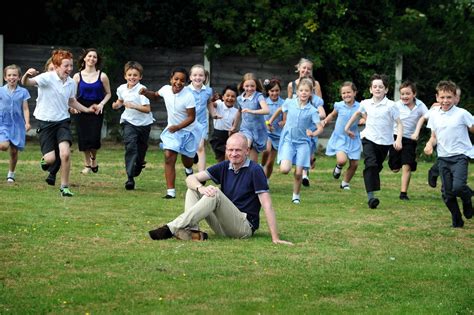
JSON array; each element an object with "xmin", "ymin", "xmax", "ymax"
[{"xmin": 206, "ymin": 159, "xmax": 269, "ymax": 230}]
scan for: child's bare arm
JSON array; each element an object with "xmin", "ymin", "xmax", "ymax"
[{"xmin": 321, "ymin": 109, "xmax": 337, "ymax": 127}]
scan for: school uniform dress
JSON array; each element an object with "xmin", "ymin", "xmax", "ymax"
[
  {"xmin": 116, "ymin": 82, "xmax": 154, "ymax": 179},
  {"xmin": 0, "ymin": 85, "xmax": 30, "ymax": 150},
  {"xmin": 209, "ymin": 100, "xmax": 238, "ymax": 159},
  {"xmin": 325, "ymin": 101, "xmax": 361, "ymax": 160},
  {"xmin": 237, "ymin": 91, "xmax": 268, "ymax": 153},
  {"xmin": 309, "ymin": 94, "xmax": 324, "ymax": 155},
  {"xmin": 187, "ymin": 84, "xmax": 213, "ymax": 140},
  {"xmin": 159, "ymin": 85, "xmax": 199, "ymax": 158},
  {"xmin": 427, "ymin": 105, "xmax": 473, "ymax": 226},
  {"xmin": 388, "ymin": 99, "xmax": 428, "ymax": 171},
  {"xmin": 359, "ymin": 97, "xmax": 400, "ymax": 193},
  {"xmin": 277, "ymin": 98, "xmax": 320, "ymax": 168},
  {"xmin": 264, "ymin": 96, "xmax": 284, "ymax": 150},
  {"xmin": 74, "ymin": 71, "xmax": 106, "ymax": 151}
]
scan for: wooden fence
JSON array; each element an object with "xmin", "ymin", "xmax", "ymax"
[{"xmin": 3, "ymin": 43, "xmax": 333, "ymax": 142}]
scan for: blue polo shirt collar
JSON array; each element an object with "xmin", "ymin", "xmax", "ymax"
[{"xmin": 228, "ymin": 158, "xmax": 251, "ymax": 172}]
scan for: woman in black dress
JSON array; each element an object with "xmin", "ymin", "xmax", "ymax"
[{"xmin": 73, "ymin": 48, "xmax": 111, "ymax": 174}]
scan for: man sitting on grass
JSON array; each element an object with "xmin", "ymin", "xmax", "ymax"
[{"xmin": 148, "ymin": 132, "xmax": 293, "ymax": 245}]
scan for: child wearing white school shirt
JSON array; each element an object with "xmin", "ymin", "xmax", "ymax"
[
  {"xmin": 209, "ymin": 85, "xmax": 239, "ymax": 162},
  {"xmin": 424, "ymin": 80, "xmax": 473, "ymax": 228},
  {"xmin": 345, "ymin": 74, "xmax": 403, "ymax": 209},
  {"xmin": 387, "ymin": 81, "xmax": 428, "ymax": 201}
]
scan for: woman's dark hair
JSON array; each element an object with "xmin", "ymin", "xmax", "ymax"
[{"xmin": 77, "ymin": 48, "xmax": 102, "ymax": 71}]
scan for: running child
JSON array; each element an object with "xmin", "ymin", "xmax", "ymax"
[
  {"xmin": 112, "ymin": 61, "xmax": 154, "ymax": 190},
  {"xmin": 424, "ymin": 80, "xmax": 473, "ymax": 228},
  {"xmin": 208, "ymin": 85, "xmax": 239, "ymax": 162},
  {"xmin": 270, "ymin": 78, "xmax": 323, "ymax": 204},
  {"xmin": 21, "ymin": 49, "xmax": 98, "ymax": 197},
  {"xmin": 344, "ymin": 74, "xmax": 403, "ymax": 209},
  {"xmin": 388, "ymin": 81, "xmax": 428, "ymax": 200},
  {"xmin": 140, "ymin": 67, "xmax": 198, "ymax": 199},
  {"xmin": 302, "ymin": 75, "xmax": 326, "ymax": 187},
  {"xmin": 261, "ymin": 78, "xmax": 284, "ymax": 179},
  {"xmin": 187, "ymin": 64, "xmax": 213, "ymax": 171},
  {"xmin": 322, "ymin": 81, "xmax": 361, "ymax": 190},
  {"xmin": 234, "ymin": 73, "xmax": 269, "ymax": 162},
  {"xmin": 413, "ymin": 87, "xmax": 462, "ymax": 188},
  {"xmin": 287, "ymin": 57, "xmax": 322, "ymax": 98},
  {"xmin": 0, "ymin": 65, "xmax": 31, "ymax": 183}
]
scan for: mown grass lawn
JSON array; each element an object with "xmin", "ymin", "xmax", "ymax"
[{"xmin": 1, "ymin": 140, "xmax": 473, "ymax": 314}]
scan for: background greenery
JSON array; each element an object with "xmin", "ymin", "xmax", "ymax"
[
  {"xmin": 1, "ymin": 142, "xmax": 473, "ymax": 313},
  {"xmin": 2, "ymin": 0, "xmax": 473, "ymax": 111}
]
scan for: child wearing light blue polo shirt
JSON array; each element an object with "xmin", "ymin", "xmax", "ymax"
[{"xmin": 424, "ymin": 80, "xmax": 473, "ymax": 228}]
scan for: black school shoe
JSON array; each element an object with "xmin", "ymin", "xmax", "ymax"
[
  {"xmin": 133, "ymin": 161, "xmax": 147, "ymax": 177},
  {"xmin": 125, "ymin": 178, "xmax": 135, "ymax": 190},
  {"xmin": 463, "ymin": 201, "xmax": 473, "ymax": 219},
  {"xmin": 368, "ymin": 198, "xmax": 380, "ymax": 209},
  {"xmin": 302, "ymin": 177, "xmax": 310, "ymax": 187},
  {"xmin": 45, "ymin": 173, "xmax": 56, "ymax": 186},
  {"xmin": 428, "ymin": 168, "xmax": 437, "ymax": 188},
  {"xmin": 451, "ymin": 216, "xmax": 465, "ymax": 228},
  {"xmin": 399, "ymin": 192, "xmax": 410, "ymax": 201},
  {"xmin": 149, "ymin": 225, "xmax": 173, "ymax": 240}
]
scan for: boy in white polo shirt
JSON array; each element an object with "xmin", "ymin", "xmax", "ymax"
[
  {"xmin": 112, "ymin": 61, "xmax": 154, "ymax": 191},
  {"xmin": 21, "ymin": 49, "xmax": 97, "ymax": 197},
  {"xmin": 345, "ymin": 74, "xmax": 403, "ymax": 209},
  {"xmin": 388, "ymin": 81, "xmax": 428, "ymax": 201},
  {"xmin": 424, "ymin": 80, "xmax": 473, "ymax": 228}
]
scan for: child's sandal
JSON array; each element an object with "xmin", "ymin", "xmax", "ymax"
[
  {"xmin": 90, "ymin": 155, "xmax": 99, "ymax": 173},
  {"xmin": 81, "ymin": 165, "xmax": 92, "ymax": 174}
]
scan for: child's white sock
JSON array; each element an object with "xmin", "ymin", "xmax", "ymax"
[
  {"xmin": 335, "ymin": 165, "xmax": 343, "ymax": 174},
  {"xmin": 167, "ymin": 189, "xmax": 176, "ymax": 197},
  {"xmin": 341, "ymin": 180, "xmax": 349, "ymax": 186},
  {"xmin": 7, "ymin": 171, "xmax": 15, "ymax": 178},
  {"xmin": 292, "ymin": 193, "xmax": 300, "ymax": 200},
  {"xmin": 185, "ymin": 168, "xmax": 193, "ymax": 175}
]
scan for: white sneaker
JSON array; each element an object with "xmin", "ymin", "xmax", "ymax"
[
  {"xmin": 292, "ymin": 198, "xmax": 300, "ymax": 204},
  {"xmin": 340, "ymin": 183, "xmax": 350, "ymax": 190},
  {"xmin": 7, "ymin": 176, "xmax": 15, "ymax": 183}
]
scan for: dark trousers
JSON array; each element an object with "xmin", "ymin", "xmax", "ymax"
[
  {"xmin": 438, "ymin": 155, "xmax": 472, "ymax": 223},
  {"xmin": 362, "ymin": 138, "xmax": 391, "ymax": 193},
  {"xmin": 122, "ymin": 122, "xmax": 151, "ymax": 179}
]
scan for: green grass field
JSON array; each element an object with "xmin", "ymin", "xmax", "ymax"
[{"xmin": 1, "ymin": 141, "xmax": 473, "ymax": 314}]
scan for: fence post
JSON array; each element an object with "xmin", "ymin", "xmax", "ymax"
[
  {"xmin": 0, "ymin": 35, "xmax": 3, "ymax": 74},
  {"xmin": 394, "ymin": 54, "xmax": 403, "ymax": 101},
  {"xmin": 204, "ymin": 44, "xmax": 211, "ymax": 85}
]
